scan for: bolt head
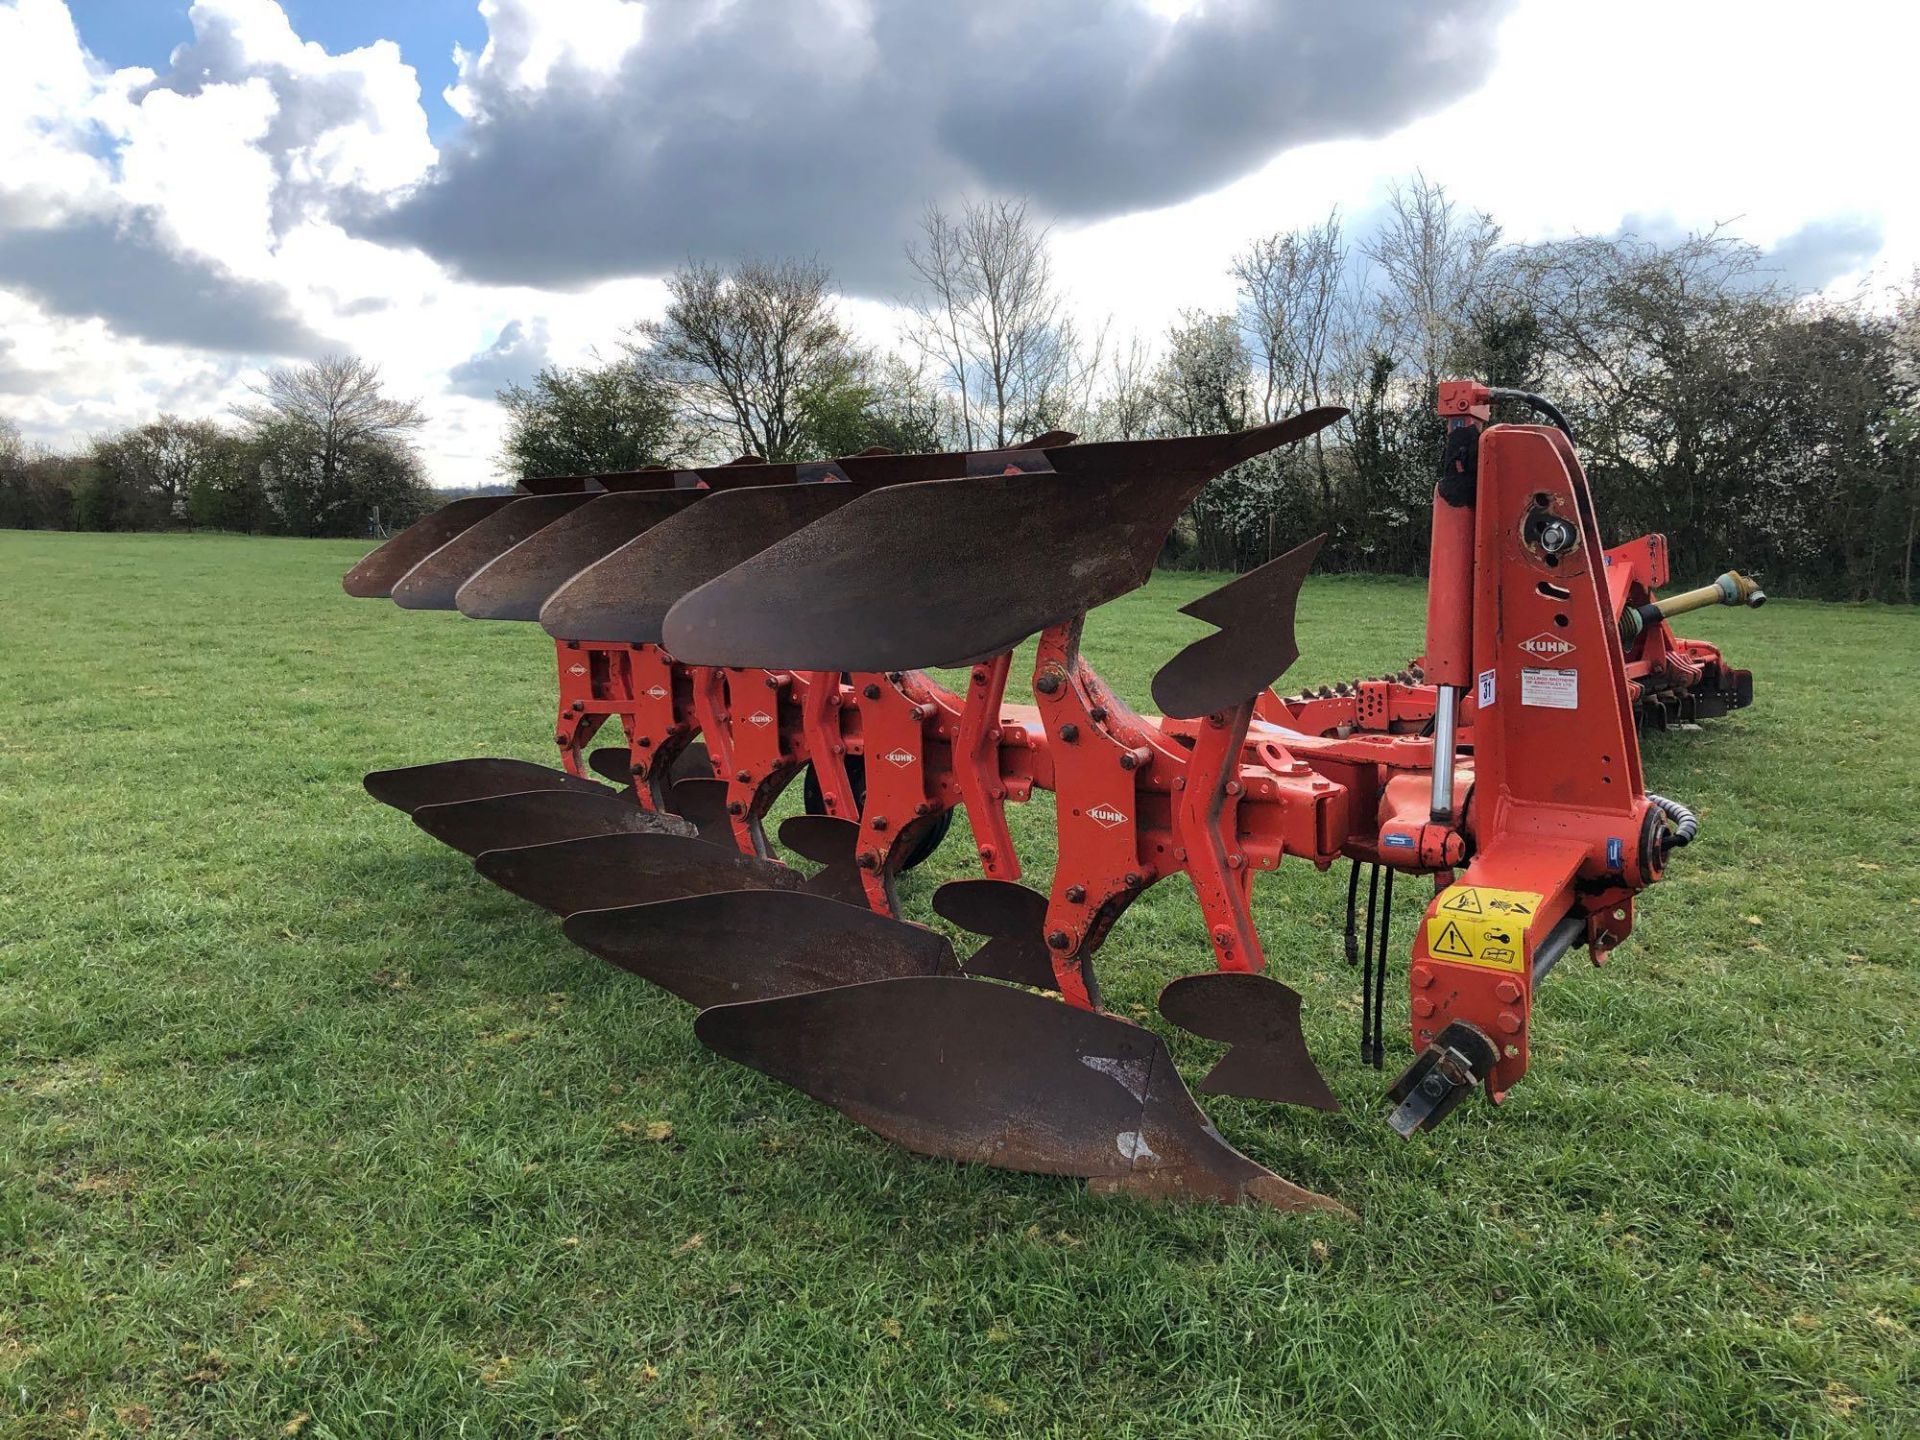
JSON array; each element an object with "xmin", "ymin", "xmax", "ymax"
[
  {"xmin": 1065, "ymin": 885, "xmax": 1086, "ymax": 904},
  {"xmin": 1497, "ymin": 1010, "xmax": 1523, "ymax": 1035},
  {"xmin": 1411, "ymin": 964, "xmax": 1435, "ymax": 989},
  {"xmin": 1412, "ymin": 996, "xmax": 1436, "ymax": 1019},
  {"xmin": 1494, "ymin": 978, "xmax": 1522, "ymax": 1003},
  {"xmin": 1046, "ymin": 930, "xmax": 1071, "ymax": 950}
]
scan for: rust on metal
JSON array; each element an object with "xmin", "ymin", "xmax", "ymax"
[
  {"xmin": 363, "ymin": 757, "xmax": 608, "ymax": 815},
  {"xmin": 342, "ymin": 495, "xmax": 516, "ymax": 598},
  {"xmin": 696, "ymin": 975, "xmax": 1347, "ymax": 1212},
  {"xmin": 662, "ymin": 410, "xmax": 1345, "ymax": 671},
  {"xmin": 1158, "ymin": 972, "xmax": 1339, "ymax": 1111},
  {"xmin": 457, "ymin": 490, "xmax": 705, "ymax": 621},
  {"xmin": 475, "ymin": 831, "xmax": 809, "ymax": 915},
  {"xmin": 565, "ymin": 890, "xmax": 959, "ymax": 1008},
  {"xmin": 1150, "ymin": 535, "xmax": 1325, "ymax": 719},
  {"xmin": 932, "ymin": 879, "xmax": 1059, "ymax": 990},
  {"xmin": 540, "ymin": 485, "xmax": 856, "ymax": 644},
  {"xmin": 411, "ymin": 787, "xmax": 696, "ymax": 856},
  {"xmin": 392, "ymin": 493, "xmax": 599, "ymax": 611}
]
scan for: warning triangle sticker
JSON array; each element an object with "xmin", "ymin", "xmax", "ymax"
[
  {"xmin": 1442, "ymin": 890, "xmax": 1484, "ymax": 915},
  {"xmin": 1433, "ymin": 921, "xmax": 1475, "ymax": 959}
]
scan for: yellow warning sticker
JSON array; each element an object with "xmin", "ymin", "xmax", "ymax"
[{"xmin": 1424, "ymin": 886, "xmax": 1545, "ymax": 971}]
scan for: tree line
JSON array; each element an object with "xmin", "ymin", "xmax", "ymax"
[
  {"xmin": 498, "ymin": 181, "xmax": 1920, "ymax": 602},
  {"xmin": 7, "ymin": 176, "xmax": 1916, "ymax": 600},
  {"xmin": 0, "ymin": 355, "xmax": 436, "ymax": 538}
]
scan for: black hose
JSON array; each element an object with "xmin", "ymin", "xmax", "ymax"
[
  {"xmin": 1487, "ymin": 387, "xmax": 1576, "ymax": 443},
  {"xmin": 1648, "ymin": 792, "xmax": 1699, "ymax": 852}
]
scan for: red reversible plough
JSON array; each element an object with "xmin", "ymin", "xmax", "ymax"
[{"xmin": 343, "ymin": 381, "xmax": 1760, "ymax": 1213}]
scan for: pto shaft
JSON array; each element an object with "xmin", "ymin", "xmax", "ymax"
[{"xmin": 1620, "ymin": 570, "xmax": 1766, "ymax": 640}]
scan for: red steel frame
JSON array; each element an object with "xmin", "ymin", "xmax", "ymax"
[{"xmin": 539, "ymin": 381, "xmax": 1673, "ymax": 1104}]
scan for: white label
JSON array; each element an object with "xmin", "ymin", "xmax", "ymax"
[
  {"xmin": 1521, "ymin": 667, "xmax": 1579, "ymax": 709},
  {"xmin": 1476, "ymin": 668, "xmax": 1496, "ymax": 708}
]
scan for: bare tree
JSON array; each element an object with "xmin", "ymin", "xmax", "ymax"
[
  {"xmin": 1233, "ymin": 210, "xmax": 1346, "ymax": 504},
  {"xmin": 235, "ymin": 354, "xmax": 425, "ymax": 490},
  {"xmin": 633, "ymin": 257, "xmax": 855, "ymax": 462},
  {"xmin": 1087, "ymin": 331, "xmax": 1158, "ymax": 441},
  {"xmin": 904, "ymin": 198, "xmax": 1098, "ymax": 448},
  {"xmin": 1363, "ymin": 173, "xmax": 1502, "ymax": 395},
  {"xmin": 234, "ymin": 354, "xmax": 428, "ymax": 536}
]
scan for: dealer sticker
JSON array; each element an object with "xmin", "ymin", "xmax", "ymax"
[
  {"xmin": 1521, "ymin": 667, "xmax": 1578, "ymax": 709},
  {"xmin": 1476, "ymin": 668, "xmax": 1496, "ymax": 708}
]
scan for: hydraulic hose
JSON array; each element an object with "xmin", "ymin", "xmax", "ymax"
[
  {"xmin": 1487, "ymin": 387, "xmax": 1576, "ymax": 442},
  {"xmin": 1647, "ymin": 792, "xmax": 1699, "ymax": 852}
]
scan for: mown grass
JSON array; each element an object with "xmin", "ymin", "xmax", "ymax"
[{"xmin": 0, "ymin": 529, "xmax": 1914, "ymax": 1439}]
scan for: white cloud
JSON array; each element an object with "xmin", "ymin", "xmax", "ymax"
[{"xmin": 0, "ymin": 0, "xmax": 1914, "ymax": 489}]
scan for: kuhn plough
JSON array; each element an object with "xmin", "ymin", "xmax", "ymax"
[{"xmin": 344, "ymin": 381, "xmax": 1757, "ymax": 1213}]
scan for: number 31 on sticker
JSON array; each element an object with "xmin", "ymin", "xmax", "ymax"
[{"xmin": 1476, "ymin": 668, "xmax": 1496, "ymax": 708}]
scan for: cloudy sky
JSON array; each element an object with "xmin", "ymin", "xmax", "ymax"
[{"xmin": 1, "ymin": 0, "xmax": 1913, "ymax": 486}]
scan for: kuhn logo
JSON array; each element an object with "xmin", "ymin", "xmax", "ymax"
[
  {"xmin": 882, "ymin": 748, "xmax": 916, "ymax": 767},
  {"xmin": 1518, "ymin": 632, "xmax": 1578, "ymax": 664},
  {"xmin": 644, "ymin": 685, "xmax": 667, "ymax": 699},
  {"xmin": 567, "ymin": 662, "xmax": 587, "ymax": 676},
  {"xmin": 746, "ymin": 710, "xmax": 773, "ymax": 728},
  {"xmin": 1087, "ymin": 804, "xmax": 1129, "ymax": 830}
]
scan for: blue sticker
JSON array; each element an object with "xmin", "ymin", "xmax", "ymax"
[
  {"xmin": 1607, "ymin": 836, "xmax": 1624, "ymax": 869},
  {"xmin": 1383, "ymin": 833, "xmax": 1415, "ymax": 849}
]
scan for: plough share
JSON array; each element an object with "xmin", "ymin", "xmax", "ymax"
[{"xmin": 344, "ymin": 381, "xmax": 1761, "ymax": 1213}]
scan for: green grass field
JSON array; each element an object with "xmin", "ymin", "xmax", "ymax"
[{"xmin": 0, "ymin": 530, "xmax": 1915, "ymax": 1439}]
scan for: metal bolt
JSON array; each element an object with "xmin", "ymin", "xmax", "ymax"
[
  {"xmin": 1119, "ymin": 752, "xmax": 1138, "ymax": 771},
  {"xmin": 635, "ymin": 737, "xmax": 651, "ymax": 748},
  {"xmin": 1538, "ymin": 517, "xmax": 1576, "ymax": 554},
  {"xmin": 726, "ymin": 801, "xmax": 744, "ymax": 816},
  {"xmin": 1411, "ymin": 964, "xmax": 1435, "ymax": 989},
  {"xmin": 870, "ymin": 816, "xmax": 888, "ymax": 832},
  {"xmin": 1035, "ymin": 672, "xmax": 1061, "ymax": 695},
  {"xmin": 862, "ymin": 683, "xmax": 881, "ymax": 700},
  {"xmin": 1227, "ymin": 854, "xmax": 1244, "ymax": 870},
  {"xmin": 1497, "ymin": 1010, "xmax": 1523, "ymax": 1036},
  {"xmin": 1494, "ymin": 978, "xmax": 1522, "ymax": 1003},
  {"xmin": 1046, "ymin": 930, "xmax": 1071, "ymax": 950},
  {"xmin": 1059, "ymin": 723, "xmax": 1079, "ymax": 743},
  {"xmin": 1211, "ymin": 926, "xmax": 1233, "ymax": 948},
  {"xmin": 1089, "ymin": 705, "xmax": 1107, "ymax": 723},
  {"xmin": 856, "ymin": 851, "xmax": 879, "ymax": 870},
  {"xmin": 1224, "ymin": 780, "xmax": 1242, "ymax": 797},
  {"xmin": 1412, "ymin": 996, "xmax": 1436, "ymax": 1018},
  {"xmin": 1065, "ymin": 885, "xmax": 1086, "ymax": 904},
  {"xmin": 1123, "ymin": 872, "xmax": 1142, "ymax": 890},
  {"xmin": 886, "ymin": 672, "xmax": 903, "ymax": 684}
]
